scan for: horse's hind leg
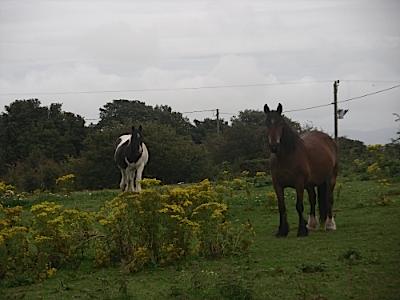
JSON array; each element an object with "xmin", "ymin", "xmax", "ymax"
[
  {"xmin": 120, "ymin": 169, "xmax": 127, "ymax": 191},
  {"xmin": 306, "ymin": 187, "xmax": 319, "ymax": 230},
  {"xmin": 317, "ymin": 183, "xmax": 327, "ymax": 224},
  {"xmin": 325, "ymin": 177, "xmax": 337, "ymax": 231}
]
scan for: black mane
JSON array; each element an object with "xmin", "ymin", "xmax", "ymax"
[{"xmin": 280, "ymin": 119, "xmax": 301, "ymax": 154}]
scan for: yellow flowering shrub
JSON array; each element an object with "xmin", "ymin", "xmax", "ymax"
[
  {"xmin": 55, "ymin": 174, "xmax": 75, "ymax": 193},
  {"xmin": 0, "ymin": 181, "xmax": 16, "ymax": 199},
  {"xmin": 0, "ymin": 181, "xmax": 26, "ymax": 207},
  {"xmin": 231, "ymin": 178, "xmax": 246, "ymax": 190},
  {"xmin": 140, "ymin": 178, "xmax": 162, "ymax": 189},
  {"xmin": 96, "ymin": 189, "xmax": 164, "ymax": 268},
  {"xmin": 30, "ymin": 201, "xmax": 94, "ymax": 268},
  {"xmin": 0, "ymin": 204, "xmax": 41, "ymax": 285},
  {"xmin": 1, "ymin": 178, "xmax": 255, "ymax": 284},
  {"xmin": 0, "ymin": 201, "xmax": 95, "ymax": 286},
  {"xmin": 95, "ymin": 179, "xmax": 254, "ymax": 271}
]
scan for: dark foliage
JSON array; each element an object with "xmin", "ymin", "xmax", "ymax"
[{"xmin": 0, "ymin": 99, "xmax": 398, "ymax": 191}]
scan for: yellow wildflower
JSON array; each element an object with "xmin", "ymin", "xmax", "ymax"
[{"xmin": 46, "ymin": 267, "xmax": 57, "ymax": 278}]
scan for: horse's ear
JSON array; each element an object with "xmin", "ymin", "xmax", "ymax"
[
  {"xmin": 131, "ymin": 126, "xmax": 135, "ymax": 133},
  {"xmin": 277, "ymin": 103, "xmax": 283, "ymax": 114},
  {"xmin": 264, "ymin": 104, "xmax": 270, "ymax": 114},
  {"xmin": 139, "ymin": 125, "xmax": 143, "ymax": 132}
]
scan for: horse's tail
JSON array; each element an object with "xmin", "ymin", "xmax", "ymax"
[{"xmin": 317, "ymin": 183, "xmax": 327, "ymax": 223}]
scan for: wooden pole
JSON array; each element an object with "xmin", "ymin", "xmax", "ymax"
[
  {"xmin": 216, "ymin": 108, "xmax": 220, "ymax": 135},
  {"xmin": 333, "ymin": 80, "xmax": 339, "ymax": 142}
]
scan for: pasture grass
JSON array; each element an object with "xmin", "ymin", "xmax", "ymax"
[{"xmin": 3, "ymin": 179, "xmax": 400, "ymax": 299}]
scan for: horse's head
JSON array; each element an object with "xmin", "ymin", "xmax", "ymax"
[
  {"xmin": 264, "ymin": 103, "xmax": 284, "ymax": 154},
  {"xmin": 131, "ymin": 125, "xmax": 144, "ymax": 152}
]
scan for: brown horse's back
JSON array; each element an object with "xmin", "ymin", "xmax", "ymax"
[{"xmin": 301, "ymin": 131, "xmax": 338, "ymax": 185}]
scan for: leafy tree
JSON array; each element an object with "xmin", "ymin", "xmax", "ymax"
[
  {"xmin": 71, "ymin": 120, "xmax": 214, "ymax": 189},
  {"xmin": 97, "ymin": 100, "xmax": 193, "ymax": 136},
  {"xmin": 0, "ymin": 99, "xmax": 85, "ymax": 167},
  {"xmin": 191, "ymin": 118, "xmax": 229, "ymax": 144},
  {"xmin": 70, "ymin": 126, "xmax": 120, "ymax": 190},
  {"xmin": 203, "ymin": 110, "xmax": 268, "ymax": 174},
  {"xmin": 0, "ymin": 99, "xmax": 86, "ymax": 190},
  {"xmin": 143, "ymin": 122, "xmax": 214, "ymax": 183},
  {"xmin": 6, "ymin": 149, "xmax": 64, "ymax": 192}
]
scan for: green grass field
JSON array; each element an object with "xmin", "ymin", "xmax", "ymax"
[{"xmin": 3, "ymin": 179, "xmax": 400, "ymax": 299}]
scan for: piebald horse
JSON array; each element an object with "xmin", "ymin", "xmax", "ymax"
[
  {"xmin": 264, "ymin": 103, "xmax": 337, "ymax": 237},
  {"xmin": 114, "ymin": 125, "xmax": 149, "ymax": 192}
]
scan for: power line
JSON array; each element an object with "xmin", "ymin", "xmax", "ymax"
[
  {"xmin": 284, "ymin": 103, "xmax": 332, "ymax": 113},
  {"xmin": 182, "ymin": 109, "xmax": 216, "ymax": 114},
  {"xmin": 284, "ymin": 83, "xmax": 400, "ymax": 114},
  {"xmin": 342, "ymin": 80, "xmax": 400, "ymax": 84},
  {"xmin": 1, "ymin": 79, "xmax": 398, "ymax": 97},
  {"xmin": 338, "ymin": 83, "xmax": 400, "ymax": 104},
  {"xmin": 20, "ymin": 81, "xmax": 399, "ymax": 122},
  {"xmin": 77, "ymin": 82, "xmax": 400, "ymax": 122},
  {"xmin": 0, "ymin": 80, "xmax": 335, "ymax": 96}
]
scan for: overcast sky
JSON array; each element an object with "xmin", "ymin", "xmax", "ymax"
[{"xmin": 1, "ymin": 0, "xmax": 399, "ymax": 144}]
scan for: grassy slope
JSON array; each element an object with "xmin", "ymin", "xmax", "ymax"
[{"xmin": 4, "ymin": 180, "xmax": 400, "ymax": 299}]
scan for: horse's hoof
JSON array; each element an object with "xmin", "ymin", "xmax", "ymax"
[
  {"xmin": 275, "ymin": 231, "xmax": 288, "ymax": 238},
  {"xmin": 325, "ymin": 217, "xmax": 337, "ymax": 231},
  {"xmin": 307, "ymin": 215, "xmax": 319, "ymax": 231},
  {"xmin": 297, "ymin": 227, "xmax": 309, "ymax": 237},
  {"xmin": 275, "ymin": 225, "xmax": 289, "ymax": 237}
]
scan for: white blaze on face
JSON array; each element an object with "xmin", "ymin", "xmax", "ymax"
[{"xmin": 268, "ymin": 118, "xmax": 281, "ymax": 145}]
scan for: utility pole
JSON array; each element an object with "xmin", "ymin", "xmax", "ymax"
[
  {"xmin": 333, "ymin": 80, "xmax": 340, "ymax": 142},
  {"xmin": 216, "ymin": 108, "xmax": 220, "ymax": 135}
]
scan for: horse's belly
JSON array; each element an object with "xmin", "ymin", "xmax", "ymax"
[{"xmin": 273, "ymin": 170, "xmax": 298, "ymax": 188}]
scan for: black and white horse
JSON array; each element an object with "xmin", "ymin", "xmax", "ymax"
[{"xmin": 114, "ymin": 125, "xmax": 149, "ymax": 192}]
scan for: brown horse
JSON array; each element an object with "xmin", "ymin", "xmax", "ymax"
[{"xmin": 264, "ymin": 103, "xmax": 338, "ymax": 237}]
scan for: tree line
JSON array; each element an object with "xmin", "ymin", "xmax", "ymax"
[{"xmin": 0, "ymin": 99, "xmax": 399, "ymax": 192}]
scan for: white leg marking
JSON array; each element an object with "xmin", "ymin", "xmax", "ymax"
[
  {"xmin": 128, "ymin": 169, "xmax": 135, "ymax": 192},
  {"xmin": 307, "ymin": 215, "xmax": 319, "ymax": 230},
  {"xmin": 120, "ymin": 169, "xmax": 127, "ymax": 191},
  {"xmin": 135, "ymin": 164, "xmax": 145, "ymax": 193},
  {"xmin": 325, "ymin": 216, "xmax": 337, "ymax": 231}
]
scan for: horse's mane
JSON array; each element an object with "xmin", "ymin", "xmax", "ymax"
[{"xmin": 281, "ymin": 119, "xmax": 301, "ymax": 153}]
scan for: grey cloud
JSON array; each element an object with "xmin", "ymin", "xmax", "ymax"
[{"xmin": 0, "ymin": 0, "xmax": 399, "ymax": 144}]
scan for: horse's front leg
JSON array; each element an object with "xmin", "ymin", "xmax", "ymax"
[
  {"xmin": 134, "ymin": 164, "xmax": 145, "ymax": 193},
  {"xmin": 274, "ymin": 184, "xmax": 289, "ymax": 237},
  {"xmin": 296, "ymin": 184, "xmax": 308, "ymax": 237},
  {"xmin": 127, "ymin": 169, "xmax": 135, "ymax": 192}
]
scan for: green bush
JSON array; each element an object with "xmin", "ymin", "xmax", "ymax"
[
  {"xmin": 1, "ymin": 180, "xmax": 255, "ymax": 286},
  {"xmin": 95, "ymin": 180, "xmax": 255, "ymax": 271}
]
